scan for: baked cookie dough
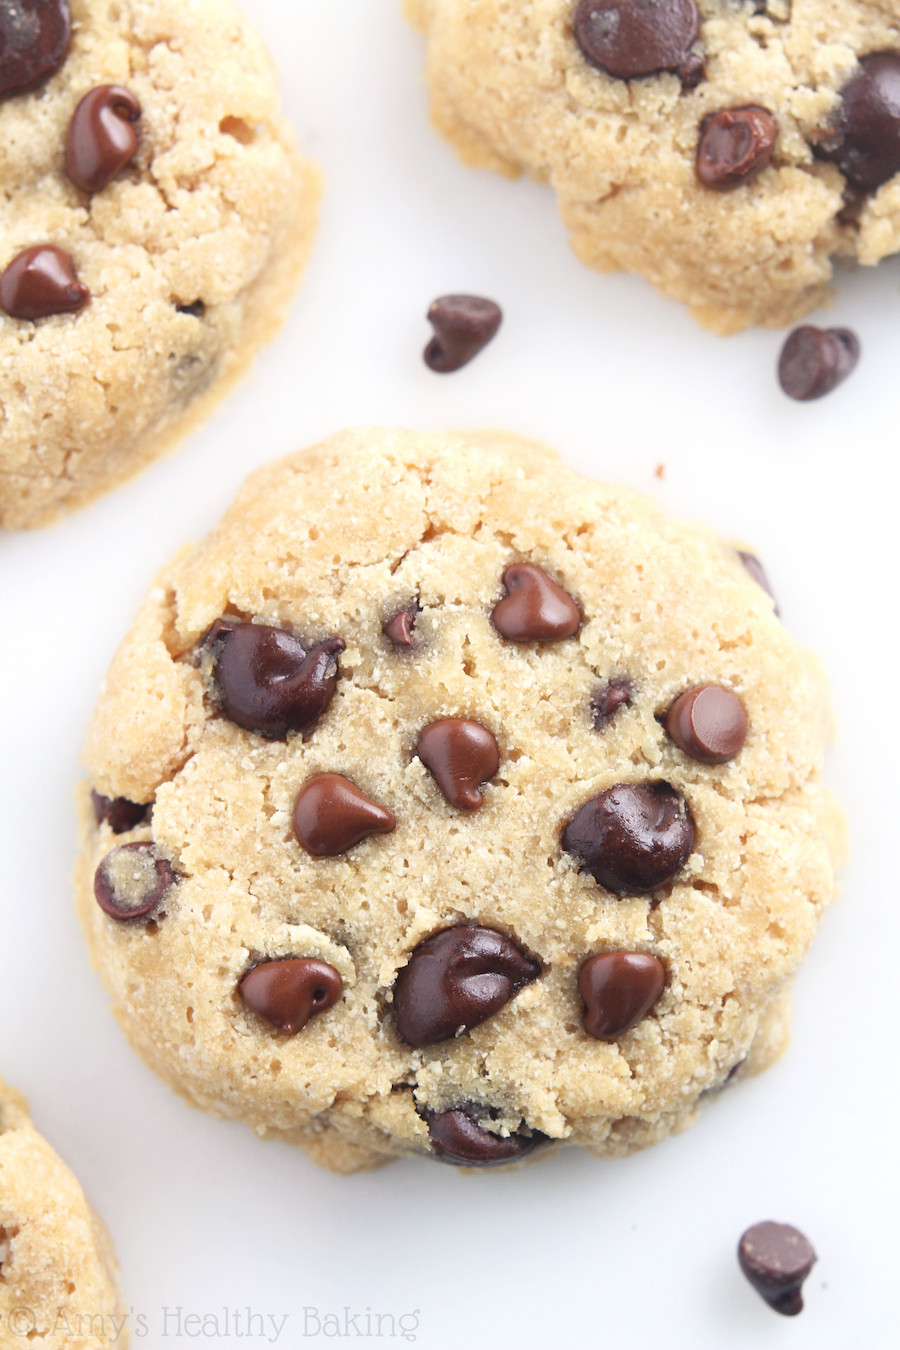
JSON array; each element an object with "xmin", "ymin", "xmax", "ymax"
[
  {"xmin": 406, "ymin": 1, "xmax": 900, "ymax": 333},
  {"xmin": 76, "ymin": 428, "xmax": 842, "ymax": 1173},
  {"xmin": 0, "ymin": 1079, "xmax": 127, "ymax": 1348},
  {"xmin": 0, "ymin": 0, "xmax": 320, "ymax": 529}
]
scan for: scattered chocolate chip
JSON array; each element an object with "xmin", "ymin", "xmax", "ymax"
[
  {"xmin": 562, "ymin": 782, "xmax": 695, "ymax": 894},
  {"xmin": 0, "ymin": 245, "xmax": 89, "ymax": 320},
  {"xmin": 491, "ymin": 563, "xmax": 582, "ymax": 642},
  {"xmin": 393, "ymin": 925, "xmax": 540, "ymax": 1048},
  {"xmin": 579, "ymin": 951, "xmax": 666, "ymax": 1039},
  {"xmin": 665, "ymin": 685, "xmax": 748, "ymax": 764},
  {"xmin": 777, "ymin": 325, "xmax": 859, "ymax": 401},
  {"xmin": 416, "ymin": 718, "xmax": 500, "ymax": 810},
  {"xmin": 737, "ymin": 550, "xmax": 779, "ymax": 613},
  {"xmin": 206, "ymin": 621, "xmax": 344, "ymax": 739},
  {"xmin": 0, "ymin": 0, "xmax": 71, "ymax": 99},
  {"xmin": 424, "ymin": 295, "xmax": 502, "ymax": 373},
  {"xmin": 239, "ymin": 957, "xmax": 342, "ymax": 1034},
  {"xmin": 573, "ymin": 0, "xmax": 704, "ymax": 87},
  {"xmin": 91, "ymin": 790, "xmax": 149, "ymax": 835},
  {"xmin": 383, "ymin": 602, "xmax": 419, "ymax": 651},
  {"xmin": 293, "ymin": 774, "xmax": 396, "ymax": 857},
  {"xmin": 696, "ymin": 105, "xmax": 778, "ymax": 189},
  {"xmin": 66, "ymin": 84, "xmax": 141, "ymax": 194},
  {"xmin": 591, "ymin": 678, "xmax": 633, "ymax": 730},
  {"xmin": 427, "ymin": 1107, "xmax": 544, "ymax": 1166},
  {"xmin": 94, "ymin": 842, "xmax": 175, "ymax": 920},
  {"xmin": 738, "ymin": 1221, "xmax": 817, "ymax": 1316},
  {"xmin": 175, "ymin": 299, "xmax": 206, "ymax": 318},
  {"xmin": 816, "ymin": 52, "xmax": 900, "ymax": 193}
]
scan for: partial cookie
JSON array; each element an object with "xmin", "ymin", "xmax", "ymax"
[
  {"xmin": 0, "ymin": 0, "xmax": 320, "ymax": 529},
  {"xmin": 76, "ymin": 428, "xmax": 842, "ymax": 1173},
  {"xmin": 0, "ymin": 1079, "xmax": 127, "ymax": 1348},
  {"xmin": 407, "ymin": 1, "xmax": 900, "ymax": 333}
]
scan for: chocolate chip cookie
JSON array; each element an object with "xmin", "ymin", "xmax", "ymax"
[
  {"xmin": 75, "ymin": 428, "xmax": 843, "ymax": 1172},
  {"xmin": 407, "ymin": 1, "xmax": 900, "ymax": 333},
  {"xmin": 0, "ymin": 0, "xmax": 320, "ymax": 529}
]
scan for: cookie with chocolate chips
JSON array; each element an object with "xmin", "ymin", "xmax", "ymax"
[
  {"xmin": 407, "ymin": 0, "xmax": 900, "ymax": 332},
  {"xmin": 75, "ymin": 428, "xmax": 843, "ymax": 1173},
  {"xmin": 0, "ymin": 0, "xmax": 320, "ymax": 529}
]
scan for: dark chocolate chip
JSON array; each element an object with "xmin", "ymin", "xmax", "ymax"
[
  {"xmin": 816, "ymin": 52, "xmax": 900, "ymax": 193},
  {"xmin": 393, "ymin": 924, "xmax": 540, "ymax": 1048},
  {"xmin": 579, "ymin": 951, "xmax": 666, "ymax": 1039},
  {"xmin": 424, "ymin": 295, "xmax": 502, "ymax": 373},
  {"xmin": 383, "ymin": 602, "xmax": 419, "ymax": 651},
  {"xmin": 665, "ymin": 684, "xmax": 748, "ymax": 764},
  {"xmin": 175, "ymin": 299, "xmax": 206, "ymax": 318},
  {"xmin": 91, "ymin": 790, "xmax": 149, "ymax": 835},
  {"xmin": 591, "ymin": 678, "xmax": 633, "ymax": 729},
  {"xmin": 239, "ymin": 957, "xmax": 342, "ymax": 1034},
  {"xmin": 66, "ymin": 84, "xmax": 141, "ymax": 194},
  {"xmin": 778, "ymin": 325, "xmax": 860, "ymax": 401},
  {"xmin": 427, "ymin": 1107, "xmax": 544, "ymax": 1166},
  {"xmin": 0, "ymin": 245, "xmax": 89, "ymax": 320},
  {"xmin": 738, "ymin": 1221, "xmax": 817, "ymax": 1316},
  {"xmin": 696, "ymin": 105, "xmax": 778, "ymax": 190},
  {"xmin": 562, "ymin": 782, "xmax": 695, "ymax": 894},
  {"xmin": 573, "ymin": 0, "xmax": 704, "ymax": 87},
  {"xmin": 94, "ymin": 842, "xmax": 175, "ymax": 921},
  {"xmin": 416, "ymin": 718, "xmax": 500, "ymax": 810},
  {"xmin": 491, "ymin": 563, "xmax": 582, "ymax": 642},
  {"xmin": 293, "ymin": 773, "xmax": 396, "ymax": 857},
  {"xmin": 207, "ymin": 621, "xmax": 344, "ymax": 739},
  {"xmin": 0, "ymin": 0, "xmax": 71, "ymax": 99},
  {"xmin": 737, "ymin": 550, "xmax": 779, "ymax": 613}
]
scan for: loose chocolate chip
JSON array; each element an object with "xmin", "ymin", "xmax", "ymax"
[
  {"xmin": 293, "ymin": 774, "xmax": 396, "ymax": 857},
  {"xmin": 696, "ymin": 105, "xmax": 778, "ymax": 190},
  {"xmin": 416, "ymin": 718, "xmax": 500, "ymax": 810},
  {"xmin": 424, "ymin": 294, "xmax": 502, "ymax": 373},
  {"xmin": 591, "ymin": 678, "xmax": 633, "ymax": 729},
  {"xmin": 91, "ymin": 790, "xmax": 149, "ymax": 835},
  {"xmin": 427, "ymin": 1107, "xmax": 544, "ymax": 1166},
  {"xmin": 778, "ymin": 325, "xmax": 860, "ymax": 401},
  {"xmin": 816, "ymin": 52, "xmax": 900, "ymax": 194},
  {"xmin": 0, "ymin": 245, "xmax": 89, "ymax": 320},
  {"xmin": 737, "ymin": 550, "xmax": 779, "ymax": 613},
  {"xmin": 573, "ymin": 0, "xmax": 704, "ymax": 87},
  {"xmin": 207, "ymin": 621, "xmax": 344, "ymax": 739},
  {"xmin": 393, "ymin": 925, "xmax": 540, "ymax": 1048},
  {"xmin": 0, "ymin": 0, "xmax": 71, "ymax": 99},
  {"xmin": 239, "ymin": 957, "xmax": 342, "ymax": 1035},
  {"xmin": 562, "ymin": 782, "xmax": 695, "ymax": 894},
  {"xmin": 383, "ymin": 602, "xmax": 419, "ymax": 651},
  {"xmin": 66, "ymin": 84, "xmax": 141, "ymax": 194},
  {"xmin": 94, "ymin": 842, "xmax": 175, "ymax": 920},
  {"xmin": 579, "ymin": 951, "xmax": 666, "ymax": 1039},
  {"xmin": 665, "ymin": 684, "xmax": 748, "ymax": 764},
  {"xmin": 738, "ymin": 1221, "xmax": 817, "ymax": 1316},
  {"xmin": 491, "ymin": 563, "xmax": 582, "ymax": 642}
]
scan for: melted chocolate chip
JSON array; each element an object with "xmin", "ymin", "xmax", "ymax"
[
  {"xmin": 427, "ymin": 1107, "xmax": 544, "ymax": 1166},
  {"xmin": 393, "ymin": 925, "xmax": 540, "ymax": 1048},
  {"xmin": 816, "ymin": 52, "xmax": 900, "ymax": 193},
  {"xmin": 0, "ymin": 0, "xmax": 70, "ymax": 99},
  {"xmin": 737, "ymin": 551, "xmax": 779, "ymax": 613},
  {"xmin": 91, "ymin": 790, "xmax": 149, "ymax": 835},
  {"xmin": 383, "ymin": 603, "xmax": 419, "ymax": 651},
  {"xmin": 206, "ymin": 621, "xmax": 344, "ymax": 739},
  {"xmin": 293, "ymin": 774, "xmax": 396, "ymax": 857},
  {"xmin": 738, "ymin": 1221, "xmax": 816, "ymax": 1316},
  {"xmin": 491, "ymin": 563, "xmax": 582, "ymax": 642},
  {"xmin": 696, "ymin": 106, "xmax": 778, "ymax": 189},
  {"xmin": 94, "ymin": 842, "xmax": 174, "ymax": 920},
  {"xmin": 579, "ymin": 951, "xmax": 666, "ymax": 1039},
  {"xmin": 562, "ymin": 782, "xmax": 695, "ymax": 894},
  {"xmin": 778, "ymin": 325, "xmax": 860, "ymax": 401},
  {"xmin": 66, "ymin": 84, "xmax": 141, "ymax": 194},
  {"xmin": 0, "ymin": 245, "xmax": 89, "ymax": 320},
  {"xmin": 424, "ymin": 294, "xmax": 502, "ymax": 373},
  {"xmin": 416, "ymin": 718, "xmax": 500, "ymax": 810},
  {"xmin": 665, "ymin": 685, "xmax": 748, "ymax": 764},
  {"xmin": 239, "ymin": 957, "xmax": 342, "ymax": 1035},
  {"xmin": 591, "ymin": 678, "xmax": 633, "ymax": 729},
  {"xmin": 574, "ymin": 0, "xmax": 704, "ymax": 87}
]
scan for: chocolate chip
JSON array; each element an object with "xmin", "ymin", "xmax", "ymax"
[
  {"xmin": 0, "ymin": 0, "xmax": 71, "ymax": 99},
  {"xmin": 293, "ymin": 774, "xmax": 396, "ymax": 857},
  {"xmin": 491, "ymin": 563, "xmax": 582, "ymax": 642},
  {"xmin": 737, "ymin": 550, "xmax": 779, "ymax": 613},
  {"xmin": 91, "ymin": 790, "xmax": 149, "ymax": 835},
  {"xmin": 738, "ymin": 1221, "xmax": 817, "ymax": 1316},
  {"xmin": 562, "ymin": 782, "xmax": 695, "ymax": 895},
  {"xmin": 591, "ymin": 678, "xmax": 633, "ymax": 730},
  {"xmin": 393, "ymin": 924, "xmax": 540, "ymax": 1048},
  {"xmin": 427, "ymin": 1107, "xmax": 544, "ymax": 1166},
  {"xmin": 573, "ymin": 0, "xmax": 704, "ymax": 87},
  {"xmin": 94, "ymin": 842, "xmax": 175, "ymax": 920},
  {"xmin": 383, "ymin": 602, "xmax": 419, "ymax": 651},
  {"xmin": 206, "ymin": 621, "xmax": 344, "ymax": 739},
  {"xmin": 175, "ymin": 299, "xmax": 206, "ymax": 318},
  {"xmin": 579, "ymin": 951, "xmax": 666, "ymax": 1039},
  {"xmin": 778, "ymin": 325, "xmax": 860, "ymax": 401},
  {"xmin": 665, "ymin": 684, "xmax": 748, "ymax": 764},
  {"xmin": 239, "ymin": 958, "xmax": 342, "ymax": 1035},
  {"xmin": 66, "ymin": 84, "xmax": 141, "ymax": 194},
  {"xmin": 696, "ymin": 106, "xmax": 778, "ymax": 190},
  {"xmin": 416, "ymin": 718, "xmax": 500, "ymax": 810},
  {"xmin": 424, "ymin": 295, "xmax": 502, "ymax": 373},
  {"xmin": 816, "ymin": 52, "xmax": 900, "ymax": 193},
  {"xmin": 0, "ymin": 245, "xmax": 89, "ymax": 320}
]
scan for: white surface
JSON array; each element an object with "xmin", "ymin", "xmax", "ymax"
[{"xmin": 1, "ymin": 2, "xmax": 899, "ymax": 1347}]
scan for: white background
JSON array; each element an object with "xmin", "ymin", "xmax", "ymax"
[{"xmin": 1, "ymin": 2, "xmax": 899, "ymax": 1347}]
